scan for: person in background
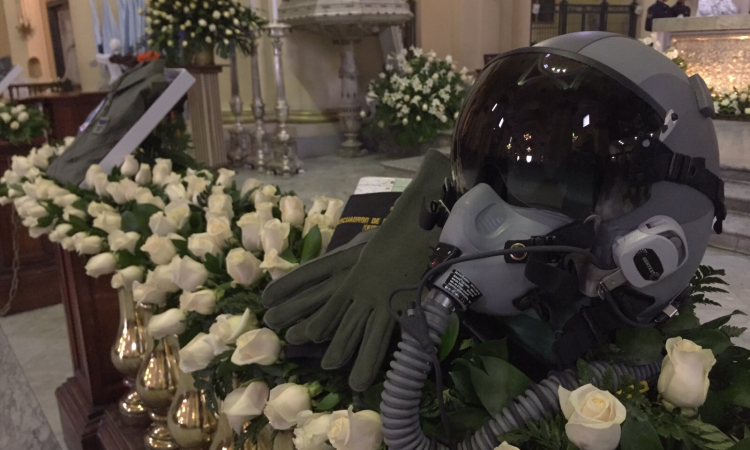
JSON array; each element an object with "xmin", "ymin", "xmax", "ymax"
[
  {"xmin": 672, "ymin": 0, "xmax": 691, "ymax": 17},
  {"xmin": 646, "ymin": 0, "xmax": 674, "ymax": 31}
]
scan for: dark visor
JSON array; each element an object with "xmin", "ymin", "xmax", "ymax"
[{"xmin": 452, "ymin": 52, "xmax": 666, "ymax": 220}]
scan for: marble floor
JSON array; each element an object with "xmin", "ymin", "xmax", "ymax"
[{"xmin": 0, "ymin": 152, "xmax": 749, "ymax": 450}]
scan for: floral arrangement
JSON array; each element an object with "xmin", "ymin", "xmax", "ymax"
[
  {"xmin": 143, "ymin": 0, "xmax": 264, "ymax": 62},
  {"xmin": 0, "ymin": 101, "xmax": 47, "ymax": 145},
  {"xmin": 712, "ymin": 87, "xmax": 750, "ymax": 120},
  {"xmin": 1, "ymin": 138, "xmax": 749, "ymax": 449},
  {"xmin": 364, "ymin": 47, "xmax": 473, "ymax": 150}
]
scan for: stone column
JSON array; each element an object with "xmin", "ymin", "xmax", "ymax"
[{"xmin": 186, "ymin": 66, "xmax": 228, "ymax": 168}]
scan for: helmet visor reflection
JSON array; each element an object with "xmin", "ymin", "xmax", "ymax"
[{"xmin": 453, "ymin": 52, "xmax": 666, "ymax": 220}]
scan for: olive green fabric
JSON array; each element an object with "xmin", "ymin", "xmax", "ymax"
[
  {"xmin": 263, "ymin": 149, "xmax": 451, "ymax": 391},
  {"xmin": 47, "ymin": 60, "xmax": 169, "ymax": 186}
]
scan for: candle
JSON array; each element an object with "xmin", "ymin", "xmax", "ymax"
[{"xmin": 270, "ymin": 0, "xmax": 279, "ymax": 23}]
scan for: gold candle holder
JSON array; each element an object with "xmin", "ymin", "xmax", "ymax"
[
  {"xmin": 136, "ymin": 334, "xmax": 181, "ymax": 450},
  {"xmin": 168, "ymin": 371, "xmax": 218, "ymax": 449},
  {"xmin": 110, "ymin": 289, "xmax": 152, "ymax": 426}
]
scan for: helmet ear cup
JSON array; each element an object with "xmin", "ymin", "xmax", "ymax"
[{"xmin": 612, "ymin": 216, "xmax": 688, "ymax": 288}]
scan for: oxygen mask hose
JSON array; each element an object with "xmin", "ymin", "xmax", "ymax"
[{"xmin": 380, "ymin": 246, "xmax": 663, "ymax": 450}]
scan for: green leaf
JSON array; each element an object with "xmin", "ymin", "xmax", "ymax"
[
  {"xmin": 449, "ymin": 363, "xmax": 481, "ymax": 407},
  {"xmin": 577, "ymin": 359, "xmax": 596, "ymax": 385},
  {"xmin": 314, "ymin": 392, "xmax": 340, "ymax": 411},
  {"xmin": 445, "ymin": 408, "xmax": 488, "ymax": 437},
  {"xmin": 172, "ymin": 238, "xmax": 189, "ymax": 255},
  {"xmin": 700, "ymin": 311, "xmax": 747, "ymax": 330},
  {"xmin": 120, "ymin": 211, "xmax": 139, "ymax": 232},
  {"xmin": 439, "ymin": 313, "xmax": 460, "ymax": 361},
  {"xmin": 299, "ymin": 226, "xmax": 322, "ymax": 264},
  {"xmin": 458, "ymin": 356, "xmax": 530, "ymax": 416},
  {"xmin": 363, "ymin": 383, "xmax": 385, "ymax": 412},
  {"xmin": 204, "ymin": 252, "xmax": 223, "ymax": 275},
  {"xmin": 616, "ymin": 327, "xmax": 665, "ymax": 365},
  {"xmin": 729, "ymin": 439, "xmax": 750, "ymax": 450},
  {"xmin": 661, "ymin": 309, "xmax": 701, "ymax": 334},
  {"xmin": 684, "ymin": 329, "xmax": 732, "ymax": 355},
  {"xmin": 463, "ymin": 339, "xmax": 509, "ymax": 363},
  {"xmin": 115, "ymin": 250, "xmax": 144, "ymax": 268},
  {"xmin": 621, "ymin": 415, "xmax": 664, "ymax": 450},
  {"xmin": 67, "ymin": 214, "xmax": 90, "ymax": 233}
]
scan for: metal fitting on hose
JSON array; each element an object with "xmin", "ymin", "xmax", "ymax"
[{"xmin": 381, "ymin": 288, "xmax": 663, "ymax": 450}]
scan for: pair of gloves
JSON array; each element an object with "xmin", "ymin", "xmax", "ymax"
[{"xmin": 262, "ymin": 150, "xmax": 452, "ymax": 391}]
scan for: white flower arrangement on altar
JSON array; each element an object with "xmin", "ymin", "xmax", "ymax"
[
  {"xmin": 142, "ymin": 0, "xmax": 264, "ymax": 63},
  {"xmin": 712, "ymin": 87, "xmax": 750, "ymax": 120},
  {"xmin": 1, "ymin": 143, "xmax": 749, "ymax": 449},
  {"xmin": 364, "ymin": 47, "xmax": 473, "ymax": 150}
]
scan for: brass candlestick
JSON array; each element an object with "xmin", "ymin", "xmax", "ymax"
[
  {"xmin": 111, "ymin": 289, "xmax": 152, "ymax": 426},
  {"xmin": 167, "ymin": 371, "xmax": 218, "ymax": 449},
  {"xmin": 136, "ymin": 334, "xmax": 181, "ymax": 450}
]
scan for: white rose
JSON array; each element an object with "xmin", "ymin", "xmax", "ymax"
[
  {"xmin": 231, "ymin": 328, "xmax": 281, "ymax": 366},
  {"xmin": 63, "ymin": 205, "xmax": 88, "ymax": 221},
  {"xmin": 209, "ymin": 308, "xmax": 258, "ymax": 346},
  {"xmin": 745, "ymin": 108, "xmax": 750, "ymax": 115},
  {"xmin": 319, "ymin": 227, "xmax": 334, "ymax": 256},
  {"xmin": 0, "ymin": 112, "xmax": 10, "ymax": 123},
  {"xmin": 17, "ymin": 111, "xmax": 29, "ymax": 123},
  {"xmin": 29, "ymin": 225, "xmax": 54, "ymax": 238},
  {"xmin": 260, "ymin": 249, "xmax": 298, "ymax": 280},
  {"xmin": 9, "ymin": 121, "xmax": 19, "ymax": 130},
  {"xmin": 152, "ymin": 158, "xmax": 173, "ymax": 185},
  {"xmin": 108, "ymin": 230, "xmax": 141, "ymax": 253},
  {"xmin": 188, "ymin": 233, "xmax": 222, "ymax": 259},
  {"xmin": 87, "ymin": 201, "xmax": 115, "ymax": 218},
  {"xmin": 261, "ymin": 219, "xmax": 290, "ymax": 254},
  {"xmin": 133, "ymin": 280, "xmax": 167, "ymax": 305},
  {"xmin": 111, "ymin": 266, "xmax": 144, "ymax": 290},
  {"xmin": 280, "ymin": 196, "xmax": 305, "ymax": 228},
  {"xmin": 149, "ymin": 211, "xmax": 179, "ymax": 236},
  {"xmin": 178, "ymin": 333, "xmax": 216, "ymax": 373},
  {"xmin": 106, "ymin": 182, "xmax": 129, "ymax": 204},
  {"xmin": 240, "ymin": 178, "xmax": 262, "ymax": 197},
  {"xmin": 170, "ymin": 256, "xmax": 210, "ymax": 292},
  {"xmin": 49, "ymin": 223, "xmax": 73, "ymax": 243},
  {"xmin": 303, "ymin": 213, "xmax": 329, "ymax": 237},
  {"xmin": 324, "ymin": 199, "xmax": 344, "ymax": 228},
  {"xmin": 73, "ymin": 232, "xmax": 104, "ymax": 255},
  {"xmin": 118, "ymin": 179, "xmax": 141, "ymax": 202},
  {"xmin": 264, "ymin": 383, "xmax": 312, "ymax": 430},
  {"xmin": 93, "ymin": 211, "xmax": 122, "ymax": 234},
  {"xmin": 11, "ymin": 155, "xmax": 32, "ymax": 176},
  {"xmin": 85, "ymin": 252, "xmax": 118, "ymax": 277},
  {"xmin": 207, "ymin": 216, "xmax": 233, "ymax": 247},
  {"xmin": 135, "ymin": 187, "xmax": 166, "ymax": 209},
  {"xmin": 216, "ymin": 168, "xmax": 235, "ymax": 186},
  {"xmin": 494, "ymin": 443, "xmax": 520, "ymax": 450},
  {"xmin": 20, "ymin": 201, "xmax": 47, "ymax": 219},
  {"xmin": 326, "ymin": 407, "xmax": 383, "ymax": 450},
  {"xmin": 222, "ymin": 383, "xmax": 270, "ymax": 433},
  {"xmin": 293, "ymin": 411, "xmax": 333, "ymax": 450},
  {"xmin": 146, "ymin": 264, "xmax": 180, "ymax": 292},
  {"xmin": 721, "ymin": 99, "xmax": 730, "ymax": 106},
  {"xmin": 207, "ymin": 192, "xmax": 234, "ymax": 219},
  {"xmin": 135, "ymin": 163, "xmax": 152, "ymax": 185},
  {"xmin": 82, "ymin": 164, "xmax": 102, "ymax": 187},
  {"xmin": 255, "ymin": 202, "xmax": 274, "ymax": 225},
  {"xmin": 209, "ymin": 23, "xmax": 217, "ymax": 32},
  {"xmin": 165, "ymin": 200, "xmax": 191, "ymax": 229},
  {"xmin": 93, "ymin": 172, "xmax": 109, "ymax": 197},
  {"xmin": 120, "ymin": 155, "xmax": 139, "ymax": 177},
  {"xmin": 180, "ymin": 289, "xmax": 216, "ymax": 316},
  {"xmin": 60, "ymin": 236, "xmax": 76, "ymax": 251},
  {"xmin": 198, "ymin": 18, "xmax": 207, "ymax": 27},
  {"xmin": 165, "ymin": 182, "xmax": 188, "ymax": 203},
  {"xmin": 558, "ymin": 384, "xmax": 626, "ymax": 450},
  {"xmin": 213, "ymin": 10, "xmax": 221, "ymax": 19},
  {"xmin": 141, "ymin": 235, "xmax": 178, "ymax": 265},
  {"xmin": 147, "ymin": 308, "xmax": 186, "ymax": 339},
  {"xmin": 226, "ymin": 248, "xmax": 263, "ymax": 286},
  {"xmin": 237, "ymin": 212, "xmax": 263, "ymax": 252},
  {"xmin": 657, "ymin": 337, "xmax": 716, "ymax": 409},
  {"xmin": 252, "ymin": 185, "xmax": 279, "ymax": 205}
]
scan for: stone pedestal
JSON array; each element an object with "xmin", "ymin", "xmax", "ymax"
[{"xmin": 186, "ymin": 65, "xmax": 228, "ymax": 168}]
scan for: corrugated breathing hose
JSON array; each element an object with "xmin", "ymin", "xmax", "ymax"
[{"xmin": 380, "ymin": 290, "xmax": 662, "ymax": 450}]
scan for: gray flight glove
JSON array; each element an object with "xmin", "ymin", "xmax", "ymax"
[{"xmin": 262, "ymin": 149, "xmax": 451, "ymax": 391}]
